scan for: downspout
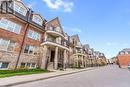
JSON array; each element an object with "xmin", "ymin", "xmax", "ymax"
[{"xmin": 14, "ymin": 9, "xmax": 32, "ymax": 70}]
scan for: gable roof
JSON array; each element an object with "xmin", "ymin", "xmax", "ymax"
[
  {"xmin": 46, "ymin": 17, "xmax": 65, "ymax": 35},
  {"xmin": 71, "ymin": 34, "xmax": 80, "ymax": 42}
]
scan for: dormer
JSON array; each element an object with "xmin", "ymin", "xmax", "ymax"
[
  {"xmin": 13, "ymin": 1, "xmax": 28, "ymax": 16},
  {"xmin": 32, "ymin": 14, "xmax": 43, "ymax": 26}
]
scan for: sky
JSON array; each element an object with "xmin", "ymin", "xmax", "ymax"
[{"xmin": 23, "ymin": 0, "xmax": 130, "ymax": 59}]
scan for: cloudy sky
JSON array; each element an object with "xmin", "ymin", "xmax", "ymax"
[{"xmin": 23, "ymin": 0, "xmax": 130, "ymax": 59}]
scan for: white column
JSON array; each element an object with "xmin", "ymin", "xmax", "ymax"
[
  {"xmin": 54, "ymin": 47, "xmax": 58, "ymax": 69},
  {"xmin": 44, "ymin": 33, "xmax": 48, "ymax": 41},
  {"xmin": 63, "ymin": 50, "xmax": 67, "ymax": 69},
  {"xmin": 84, "ymin": 57, "xmax": 87, "ymax": 68},
  {"xmin": 82, "ymin": 55, "xmax": 84, "ymax": 67}
]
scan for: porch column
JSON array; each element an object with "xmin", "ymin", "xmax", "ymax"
[
  {"xmin": 41, "ymin": 45, "xmax": 48, "ymax": 69},
  {"xmin": 44, "ymin": 33, "xmax": 48, "ymax": 41},
  {"xmin": 63, "ymin": 50, "xmax": 67, "ymax": 69},
  {"xmin": 54, "ymin": 47, "xmax": 58, "ymax": 69},
  {"xmin": 84, "ymin": 57, "xmax": 87, "ymax": 68},
  {"xmin": 81, "ymin": 56, "xmax": 84, "ymax": 67},
  {"xmin": 76, "ymin": 55, "xmax": 79, "ymax": 67}
]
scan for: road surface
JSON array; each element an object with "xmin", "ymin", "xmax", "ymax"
[{"xmin": 11, "ymin": 65, "xmax": 130, "ymax": 87}]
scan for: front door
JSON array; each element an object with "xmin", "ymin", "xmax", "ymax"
[{"xmin": 50, "ymin": 51, "xmax": 55, "ymax": 62}]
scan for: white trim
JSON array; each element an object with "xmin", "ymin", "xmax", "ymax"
[
  {"xmin": 14, "ymin": 1, "xmax": 27, "ymax": 16},
  {"xmin": 24, "ymin": 44, "xmax": 37, "ymax": 55},
  {"xmin": 32, "ymin": 15, "xmax": 43, "ymax": 25},
  {"xmin": 46, "ymin": 30, "xmax": 65, "ymax": 39},
  {"xmin": 0, "ymin": 18, "xmax": 22, "ymax": 34},
  {"xmin": 42, "ymin": 42, "xmax": 70, "ymax": 51},
  {"xmin": 0, "ymin": 38, "xmax": 16, "ymax": 52},
  {"xmin": 0, "ymin": 62, "xmax": 9, "ymax": 69},
  {"xmin": 28, "ymin": 29, "xmax": 41, "ymax": 41}
]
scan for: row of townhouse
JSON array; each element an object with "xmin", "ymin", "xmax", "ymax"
[
  {"xmin": 0, "ymin": 0, "xmax": 107, "ymax": 70},
  {"xmin": 117, "ymin": 48, "xmax": 130, "ymax": 68},
  {"xmin": 68, "ymin": 35, "xmax": 107, "ymax": 68}
]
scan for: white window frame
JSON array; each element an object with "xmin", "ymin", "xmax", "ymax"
[
  {"xmin": 0, "ymin": 62, "xmax": 2, "ymax": 68},
  {"xmin": 0, "ymin": 62, "xmax": 9, "ymax": 69},
  {"xmin": 0, "ymin": 38, "xmax": 16, "ymax": 52},
  {"xmin": 28, "ymin": 29, "xmax": 41, "ymax": 41},
  {"xmin": 20, "ymin": 63, "xmax": 36, "ymax": 69},
  {"xmin": 14, "ymin": 2, "xmax": 27, "ymax": 16},
  {"xmin": 0, "ymin": 18, "xmax": 21, "ymax": 34},
  {"xmin": 24, "ymin": 44, "xmax": 37, "ymax": 55},
  {"xmin": 32, "ymin": 15, "xmax": 43, "ymax": 25}
]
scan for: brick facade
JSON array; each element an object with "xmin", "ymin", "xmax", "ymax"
[
  {"xmin": 118, "ymin": 55, "xmax": 130, "ymax": 68},
  {"xmin": 0, "ymin": 1, "xmax": 45, "ymax": 69}
]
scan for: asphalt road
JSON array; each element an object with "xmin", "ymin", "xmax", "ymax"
[{"xmin": 11, "ymin": 65, "xmax": 130, "ymax": 87}]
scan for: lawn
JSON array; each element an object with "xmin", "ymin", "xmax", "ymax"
[{"xmin": 0, "ymin": 69, "xmax": 49, "ymax": 78}]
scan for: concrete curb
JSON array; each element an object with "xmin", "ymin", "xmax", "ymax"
[{"xmin": 1, "ymin": 68, "xmax": 98, "ymax": 87}]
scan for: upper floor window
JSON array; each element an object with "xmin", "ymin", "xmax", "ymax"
[
  {"xmin": 56, "ymin": 27, "xmax": 61, "ymax": 33},
  {"xmin": 32, "ymin": 15, "xmax": 43, "ymax": 25},
  {"xmin": 119, "ymin": 52, "xmax": 125, "ymax": 55},
  {"xmin": 28, "ymin": 29, "xmax": 41, "ymax": 41},
  {"xmin": 48, "ymin": 25, "xmax": 54, "ymax": 31},
  {"xmin": 14, "ymin": 3, "xmax": 27, "ymax": 16},
  {"xmin": 0, "ymin": 38, "xmax": 16, "ymax": 51},
  {"xmin": 0, "ymin": 18, "xmax": 21, "ymax": 34}
]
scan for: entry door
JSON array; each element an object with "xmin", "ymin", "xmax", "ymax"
[{"xmin": 50, "ymin": 51, "xmax": 55, "ymax": 62}]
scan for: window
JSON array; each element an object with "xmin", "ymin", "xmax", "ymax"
[
  {"xmin": 31, "ymin": 63, "xmax": 36, "ymax": 68},
  {"xmin": 26, "ymin": 63, "xmax": 31, "ymax": 67},
  {"xmin": 0, "ymin": 18, "xmax": 21, "ymax": 34},
  {"xmin": 32, "ymin": 15, "xmax": 43, "ymax": 25},
  {"xmin": 0, "ymin": 62, "xmax": 9, "ymax": 69},
  {"xmin": 120, "ymin": 52, "xmax": 125, "ymax": 55},
  {"xmin": 14, "ymin": 3, "xmax": 27, "ymax": 16},
  {"xmin": 28, "ymin": 29, "xmax": 41, "ymax": 41},
  {"xmin": 7, "ymin": 41, "xmax": 16, "ymax": 51},
  {"xmin": 24, "ymin": 44, "xmax": 36, "ymax": 54},
  {"xmin": 20, "ymin": 63, "xmax": 26, "ymax": 68},
  {"xmin": 0, "ymin": 39, "xmax": 9, "ymax": 50},
  {"xmin": 56, "ymin": 27, "xmax": 61, "ymax": 33},
  {"xmin": 0, "ymin": 38, "xmax": 16, "ymax": 51},
  {"xmin": 20, "ymin": 63, "xmax": 36, "ymax": 68}
]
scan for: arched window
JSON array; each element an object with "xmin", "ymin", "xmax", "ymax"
[
  {"xmin": 13, "ymin": 2, "xmax": 27, "ymax": 16},
  {"xmin": 32, "ymin": 15, "xmax": 43, "ymax": 25}
]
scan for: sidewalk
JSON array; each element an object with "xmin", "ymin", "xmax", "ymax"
[{"xmin": 0, "ymin": 67, "xmax": 97, "ymax": 87}]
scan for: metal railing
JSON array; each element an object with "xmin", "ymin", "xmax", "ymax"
[
  {"xmin": 44, "ymin": 39, "xmax": 69, "ymax": 48},
  {"xmin": 47, "ymin": 27, "xmax": 64, "ymax": 35}
]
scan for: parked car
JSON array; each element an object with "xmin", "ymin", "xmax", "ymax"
[{"xmin": 128, "ymin": 63, "xmax": 130, "ymax": 69}]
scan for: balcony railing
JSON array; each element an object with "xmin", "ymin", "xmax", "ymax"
[
  {"xmin": 44, "ymin": 39, "xmax": 69, "ymax": 48},
  {"xmin": 47, "ymin": 27, "xmax": 64, "ymax": 35}
]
